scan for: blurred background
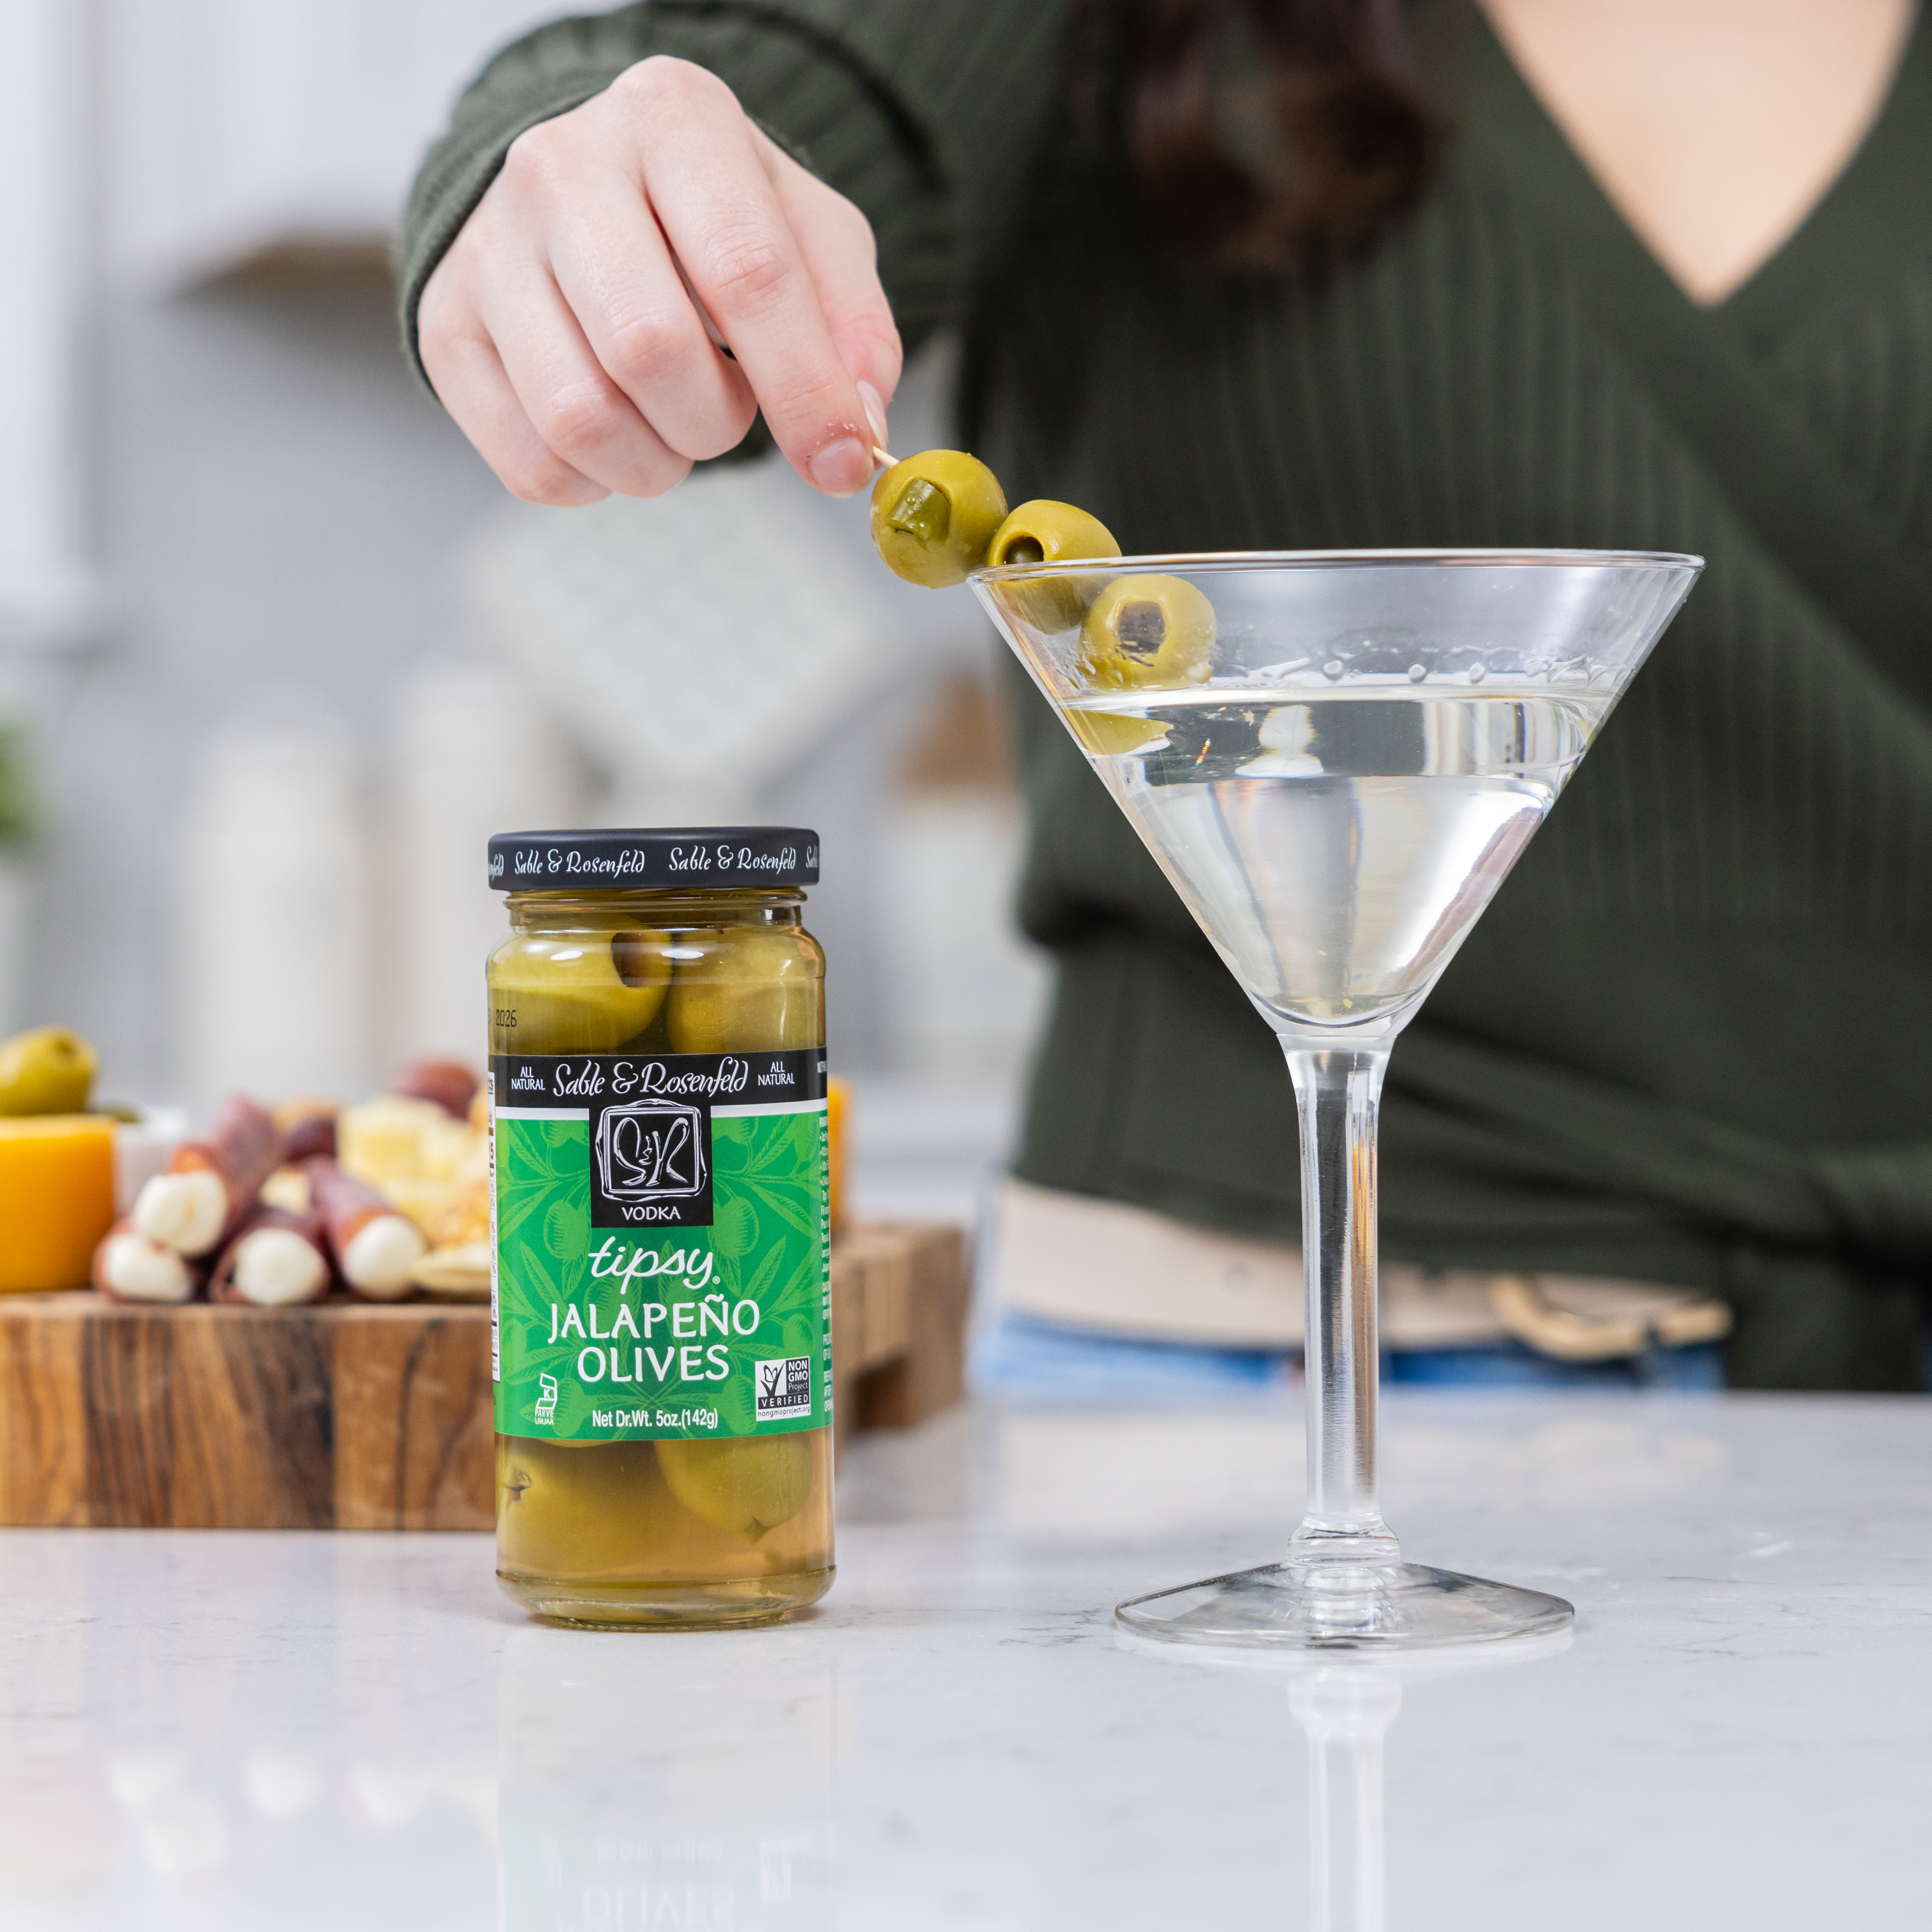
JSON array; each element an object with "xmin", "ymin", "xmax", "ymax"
[{"xmin": 0, "ymin": 0, "xmax": 1048, "ymax": 1221}]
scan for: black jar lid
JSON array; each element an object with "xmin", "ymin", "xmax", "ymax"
[{"xmin": 488, "ymin": 826, "xmax": 820, "ymax": 892}]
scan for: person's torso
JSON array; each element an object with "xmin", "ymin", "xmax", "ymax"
[{"xmin": 972, "ymin": 0, "xmax": 1932, "ymax": 1155}]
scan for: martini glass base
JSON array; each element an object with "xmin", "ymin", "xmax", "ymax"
[{"xmin": 1115, "ymin": 1560, "xmax": 1574, "ymax": 1653}]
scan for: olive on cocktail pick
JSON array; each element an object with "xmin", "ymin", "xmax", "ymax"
[
  {"xmin": 869, "ymin": 450, "xmax": 1008, "ymax": 587},
  {"xmin": 985, "ymin": 501, "xmax": 1120, "ymax": 570},
  {"xmin": 985, "ymin": 500, "xmax": 1122, "ymax": 632},
  {"xmin": 1080, "ymin": 574, "xmax": 1217, "ymax": 688}
]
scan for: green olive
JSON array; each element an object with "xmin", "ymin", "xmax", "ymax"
[
  {"xmin": 666, "ymin": 928, "xmax": 820, "ymax": 1054},
  {"xmin": 1079, "ymin": 575, "xmax": 1217, "ymax": 689},
  {"xmin": 985, "ymin": 500, "xmax": 1122, "ymax": 632},
  {"xmin": 1063, "ymin": 710, "xmax": 1167, "ymax": 758},
  {"xmin": 0, "ymin": 1025, "xmax": 97, "ymax": 1117},
  {"xmin": 986, "ymin": 500, "xmax": 1120, "ymax": 569},
  {"xmin": 656, "ymin": 1436, "xmax": 813, "ymax": 1539},
  {"xmin": 490, "ymin": 931, "xmax": 671, "ymax": 1052},
  {"xmin": 497, "ymin": 1439, "xmax": 695, "ymax": 1579},
  {"xmin": 870, "ymin": 450, "xmax": 1008, "ymax": 588}
]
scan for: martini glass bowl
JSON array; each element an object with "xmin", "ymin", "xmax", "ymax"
[{"xmin": 972, "ymin": 549, "xmax": 1702, "ymax": 1651}]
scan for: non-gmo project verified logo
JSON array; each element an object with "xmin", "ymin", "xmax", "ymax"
[{"xmin": 754, "ymin": 1356, "xmax": 812, "ymax": 1421}]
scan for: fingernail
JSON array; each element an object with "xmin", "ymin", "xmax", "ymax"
[
  {"xmin": 809, "ymin": 437, "xmax": 871, "ymax": 497},
  {"xmin": 857, "ymin": 381, "xmax": 890, "ymax": 453}
]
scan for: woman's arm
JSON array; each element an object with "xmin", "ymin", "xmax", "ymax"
[{"xmin": 400, "ymin": 0, "xmax": 1071, "ymax": 504}]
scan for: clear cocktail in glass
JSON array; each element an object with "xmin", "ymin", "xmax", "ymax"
[{"xmin": 973, "ymin": 550, "xmax": 1701, "ymax": 1650}]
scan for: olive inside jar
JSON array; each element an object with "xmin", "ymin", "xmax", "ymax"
[{"xmin": 485, "ymin": 827, "xmax": 831, "ymax": 1628}]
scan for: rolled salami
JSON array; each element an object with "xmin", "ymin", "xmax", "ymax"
[
  {"xmin": 94, "ymin": 1219, "xmax": 203, "ymax": 1305},
  {"xmin": 276, "ymin": 1100, "xmax": 339, "ymax": 1164},
  {"xmin": 129, "ymin": 1094, "xmax": 281, "ymax": 1258},
  {"xmin": 208, "ymin": 1202, "xmax": 332, "ymax": 1307},
  {"xmin": 390, "ymin": 1058, "xmax": 479, "ymax": 1122},
  {"xmin": 308, "ymin": 1158, "xmax": 426, "ymax": 1301}
]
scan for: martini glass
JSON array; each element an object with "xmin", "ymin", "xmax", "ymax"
[{"xmin": 972, "ymin": 550, "xmax": 1701, "ymax": 1650}]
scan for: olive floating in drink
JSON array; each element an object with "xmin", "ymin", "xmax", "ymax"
[
  {"xmin": 870, "ymin": 449, "xmax": 1008, "ymax": 587},
  {"xmin": 1080, "ymin": 574, "xmax": 1217, "ymax": 688},
  {"xmin": 488, "ymin": 929, "xmax": 671, "ymax": 1052},
  {"xmin": 0, "ymin": 1025, "xmax": 97, "ymax": 1117},
  {"xmin": 656, "ymin": 1435, "xmax": 813, "ymax": 1538},
  {"xmin": 1059, "ymin": 575, "xmax": 1218, "ymax": 755}
]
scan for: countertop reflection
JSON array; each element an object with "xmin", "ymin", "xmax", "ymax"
[{"xmin": 2, "ymin": 1389, "xmax": 1928, "ymax": 1929}]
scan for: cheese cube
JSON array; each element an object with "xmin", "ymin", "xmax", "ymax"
[{"xmin": 336, "ymin": 1097, "xmax": 451, "ymax": 1183}]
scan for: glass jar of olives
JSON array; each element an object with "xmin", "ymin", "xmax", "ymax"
[{"xmin": 486, "ymin": 827, "xmax": 832, "ymax": 1628}]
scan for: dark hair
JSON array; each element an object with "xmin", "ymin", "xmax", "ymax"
[{"xmin": 1094, "ymin": 0, "xmax": 1436, "ymax": 269}]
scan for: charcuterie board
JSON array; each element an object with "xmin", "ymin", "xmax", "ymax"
[{"xmin": 0, "ymin": 1222, "xmax": 967, "ymax": 1531}]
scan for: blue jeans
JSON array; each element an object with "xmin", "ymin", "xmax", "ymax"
[{"xmin": 972, "ymin": 1309, "xmax": 1728, "ymax": 1395}]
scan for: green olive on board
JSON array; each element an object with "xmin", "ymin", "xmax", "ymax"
[
  {"xmin": 1079, "ymin": 575, "xmax": 1217, "ymax": 689},
  {"xmin": 666, "ymin": 928, "xmax": 820, "ymax": 1055},
  {"xmin": 870, "ymin": 450, "xmax": 1008, "ymax": 588},
  {"xmin": 656, "ymin": 1435, "xmax": 813, "ymax": 1539},
  {"xmin": 0, "ymin": 1025, "xmax": 97, "ymax": 1117},
  {"xmin": 490, "ymin": 931, "xmax": 671, "ymax": 1052}
]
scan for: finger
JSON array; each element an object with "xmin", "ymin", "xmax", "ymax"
[
  {"xmin": 542, "ymin": 165, "xmax": 758, "ymax": 462},
  {"xmin": 481, "ymin": 266, "xmax": 694, "ymax": 498},
  {"xmin": 422, "ymin": 303, "xmax": 609, "ymax": 507},
  {"xmin": 761, "ymin": 135, "xmax": 901, "ymax": 445},
  {"xmin": 637, "ymin": 82, "xmax": 874, "ymax": 494}
]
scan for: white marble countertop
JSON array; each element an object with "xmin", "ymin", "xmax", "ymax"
[{"xmin": 2, "ymin": 1388, "xmax": 1928, "ymax": 1930}]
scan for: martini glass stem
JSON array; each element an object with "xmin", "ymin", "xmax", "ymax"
[{"xmin": 1284, "ymin": 1045, "xmax": 1400, "ymax": 1567}]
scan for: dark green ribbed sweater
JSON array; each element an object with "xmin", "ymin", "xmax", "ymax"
[{"xmin": 404, "ymin": 0, "xmax": 1932, "ymax": 1388}]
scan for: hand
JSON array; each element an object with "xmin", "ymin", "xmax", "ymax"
[{"xmin": 418, "ymin": 56, "xmax": 899, "ymax": 505}]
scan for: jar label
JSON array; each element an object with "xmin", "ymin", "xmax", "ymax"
[{"xmin": 489, "ymin": 1048, "xmax": 829, "ymax": 1441}]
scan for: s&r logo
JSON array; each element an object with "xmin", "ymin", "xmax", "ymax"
[{"xmin": 591, "ymin": 1097, "xmax": 712, "ymax": 1227}]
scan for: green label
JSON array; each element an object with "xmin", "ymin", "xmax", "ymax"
[{"xmin": 490, "ymin": 1050, "xmax": 829, "ymax": 1441}]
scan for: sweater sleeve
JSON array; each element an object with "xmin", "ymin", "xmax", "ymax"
[{"xmin": 398, "ymin": 0, "xmax": 1075, "ymax": 388}]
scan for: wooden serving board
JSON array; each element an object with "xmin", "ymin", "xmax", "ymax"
[{"xmin": 0, "ymin": 1223, "xmax": 968, "ymax": 1532}]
